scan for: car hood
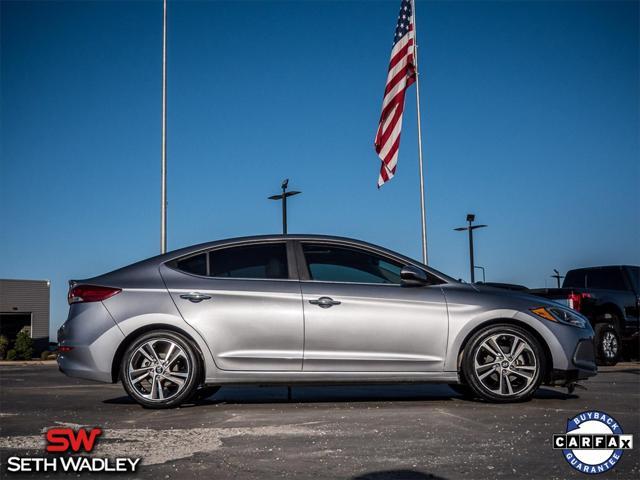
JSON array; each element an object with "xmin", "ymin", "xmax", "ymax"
[{"xmin": 454, "ymin": 283, "xmax": 569, "ymax": 310}]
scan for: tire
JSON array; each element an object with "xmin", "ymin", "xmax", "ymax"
[
  {"xmin": 594, "ymin": 323, "xmax": 620, "ymax": 366},
  {"xmin": 448, "ymin": 383, "xmax": 475, "ymax": 398},
  {"xmin": 462, "ymin": 324, "xmax": 545, "ymax": 403},
  {"xmin": 191, "ymin": 385, "xmax": 221, "ymax": 402},
  {"xmin": 120, "ymin": 330, "xmax": 201, "ymax": 409}
]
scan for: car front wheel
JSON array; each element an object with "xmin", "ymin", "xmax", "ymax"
[
  {"xmin": 191, "ymin": 385, "xmax": 221, "ymax": 402},
  {"xmin": 120, "ymin": 330, "xmax": 200, "ymax": 409},
  {"xmin": 462, "ymin": 324, "xmax": 545, "ymax": 403}
]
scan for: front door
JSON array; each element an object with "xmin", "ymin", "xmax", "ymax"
[
  {"xmin": 298, "ymin": 242, "xmax": 449, "ymax": 372},
  {"xmin": 160, "ymin": 241, "xmax": 304, "ymax": 371}
]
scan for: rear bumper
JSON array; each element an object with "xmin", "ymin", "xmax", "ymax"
[
  {"xmin": 57, "ymin": 348, "xmax": 114, "ymax": 383},
  {"xmin": 57, "ymin": 302, "xmax": 124, "ymax": 383}
]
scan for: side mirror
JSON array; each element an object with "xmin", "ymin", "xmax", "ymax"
[{"xmin": 401, "ymin": 265, "xmax": 429, "ymax": 287}]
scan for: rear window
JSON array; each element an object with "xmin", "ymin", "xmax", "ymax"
[
  {"xmin": 172, "ymin": 243, "xmax": 289, "ymax": 279},
  {"xmin": 209, "ymin": 243, "xmax": 288, "ymax": 279},
  {"xmin": 563, "ymin": 270, "xmax": 586, "ymax": 288},
  {"xmin": 175, "ymin": 253, "xmax": 207, "ymax": 276},
  {"xmin": 586, "ymin": 268, "xmax": 627, "ymax": 291},
  {"xmin": 565, "ymin": 267, "xmax": 627, "ymax": 291}
]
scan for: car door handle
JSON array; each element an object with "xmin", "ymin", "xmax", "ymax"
[
  {"xmin": 180, "ymin": 292, "xmax": 212, "ymax": 303},
  {"xmin": 309, "ymin": 297, "xmax": 341, "ymax": 308}
]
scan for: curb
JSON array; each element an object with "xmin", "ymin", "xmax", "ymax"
[{"xmin": 0, "ymin": 360, "xmax": 57, "ymax": 366}]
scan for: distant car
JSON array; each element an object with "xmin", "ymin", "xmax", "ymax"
[
  {"xmin": 531, "ymin": 265, "xmax": 639, "ymax": 366},
  {"xmin": 58, "ymin": 235, "xmax": 596, "ymax": 408}
]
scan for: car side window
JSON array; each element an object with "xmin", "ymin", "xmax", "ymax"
[
  {"xmin": 627, "ymin": 267, "xmax": 640, "ymax": 293},
  {"xmin": 587, "ymin": 268, "xmax": 627, "ymax": 291},
  {"xmin": 563, "ymin": 270, "xmax": 586, "ymax": 288},
  {"xmin": 302, "ymin": 244, "xmax": 402, "ymax": 284},
  {"xmin": 175, "ymin": 253, "xmax": 207, "ymax": 276},
  {"xmin": 209, "ymin": 243, "xmax": 288, "ymax": 279}
]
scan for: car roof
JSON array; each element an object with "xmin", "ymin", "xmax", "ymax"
[
  {"xmin": 162, "ymin": 234, "xmax": 420, "ymax": 269},
  {"xmin": 163, "ymin": 234, "xmax": 403, "ymax": 258},
  {"xmin": 568, "ymin": 265, "xmax": 639, "ymax": 271},
  {"xmin": 81, "ymin": 234, "xmax": 458, "ymax": 286}
]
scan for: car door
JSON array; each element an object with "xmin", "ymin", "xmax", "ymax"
[
  {"xmin": 297, "ymin": 241, "xmax": 449, "ymax": 372},
  {"xmin": 624, "ymin": 267, "xmax": 640, "ymax": 327},
  {"xmin": 587, "ymin": 267, "xmax": 638, "ymax": 326},
  {"xmin": 160, "ymin": 241, "xmax": 304, "ymax": 371}
]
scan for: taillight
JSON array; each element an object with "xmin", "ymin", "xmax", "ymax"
[
  {"xmin": 567, "ymin": 292, "xmax": 591, "ymax": 312},
  {"xmin": 68, "ymin": 285, "xmax": 121, "ymax": 304}
]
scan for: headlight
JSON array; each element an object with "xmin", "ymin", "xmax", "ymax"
[{"xmin": 530, "ymin": 306, "xmax": 588, "ymax": 328}]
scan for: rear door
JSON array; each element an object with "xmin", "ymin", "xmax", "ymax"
[
  {"xmin": 297, "ymin": 241, "xmax": 449, "ymax": 372},
  {"xmin": 587, "ymin": 267, "xmax": 637, "ymax": 325},
  {"xmin": 622, "ymin": 267, "xmax": 640, "ymax": 328},
  {"xmin": 160, "ymin": 241, "xmax": 304, "ymax": 371}
]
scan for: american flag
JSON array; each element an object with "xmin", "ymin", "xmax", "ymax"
[{"xmin": 374, "ymin": 0, "xmax": 416, "ymax": 187}]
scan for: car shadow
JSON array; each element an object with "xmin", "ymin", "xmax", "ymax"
[
  {"xmin": 103, "ymin": 396, "xmax": 138, "ymax": 405},
  {"xmin": 533, "ymin": 387, "xmax": 578, "ymax": 400},
  {"xmin": 598, "ymin": 367, "xmax": 639, "ymax": 375},
  {"xmin": 103, "ymin": 384, "xmax": 578, "ymax": 407},
  {"xmin": 352, "ymin": 470, "xmax": 448, "ymax": 480},
  {"xmin": 199, "ymin": 386, "xmax": 456, "ymax": 405}
]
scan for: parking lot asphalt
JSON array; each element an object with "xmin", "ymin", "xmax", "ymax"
[{"xmin": 0, "ymin": 363, "xmax": 638, "ymax": 480}]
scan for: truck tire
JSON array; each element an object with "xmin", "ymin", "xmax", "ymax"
[{"xmin": 594, "ymin": 323, "xmax": 620, "ymax": 366}]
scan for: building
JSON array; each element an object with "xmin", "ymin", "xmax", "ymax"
[{"xmin": 0, "ymin": 279, "xmax": 50, "ymax": 355}]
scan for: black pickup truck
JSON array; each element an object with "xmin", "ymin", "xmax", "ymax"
[{"xmin": 530, "ymin": 265, "xmax": 639, "ymax": 366}]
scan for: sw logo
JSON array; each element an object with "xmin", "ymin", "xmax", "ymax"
[
  {"xmin": 553, "ymin": 410, "xmax": 634, "ymax": 474},
  {"xmin": 5, "ymin": 427, "xmax": 140, "ymax": 474},
  {"xmin": 45, "ymin": 427, "xmax": 102, "ymax": 453}
]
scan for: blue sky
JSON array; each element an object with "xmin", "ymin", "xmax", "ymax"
[{"xmin": 1, "ymin": 0, "xmax": 638, "ymax": 339}]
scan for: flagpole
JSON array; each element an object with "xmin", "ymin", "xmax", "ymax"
[
  {"xmin": 161, "ymin": 0, "xmax": 167, "ymax": 254},
  {"xmin": 412, "ymin": 0, "xmax": 428, "ymax": 265}
]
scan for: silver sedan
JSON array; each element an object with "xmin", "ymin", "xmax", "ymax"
[{"xmin": 58, "ymin": 235, "xmax": 597, "ymax": 408}]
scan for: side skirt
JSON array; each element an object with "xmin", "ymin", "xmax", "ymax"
[{"xmin": 205, "ymin": 370, "xmax": 459, "ymax": 385}]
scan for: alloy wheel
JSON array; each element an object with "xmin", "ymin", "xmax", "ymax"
[
  {"xmin": 127, "ymin": 338, "xmax": 191, "ymax": 402},
  {"xmin": 601, "ymin": 331, "xmax": 619, "ymax": 359},
  {"xmin": 473, "ymin": 333, "xmax": 537, "ymax": 396}
]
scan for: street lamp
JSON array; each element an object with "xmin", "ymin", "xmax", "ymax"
[
  {"xmin": 474, "ymin": 266, "xmax": 486, "ymax": 283},
  {"xmin": 268, "ymin": 179, "xmax": 301, "ymax": 235},
  {"xmin": 454, "ymin": 213, "xmax": 487, "ymax": 283},
  {"xmin": 551, "ymin": 269, "xmax": 564, "ymax": 288}
]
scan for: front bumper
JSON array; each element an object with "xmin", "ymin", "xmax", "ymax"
[{"xmin": 547, "ymin": 339, "xmax": 597, "ymax": 386}]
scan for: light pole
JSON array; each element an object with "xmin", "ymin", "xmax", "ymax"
[
  {"xmin": 551, "ymin": 269, "xmax": 564, "ymax": 288},
  {"xmin": 268, "ymin": 179, "xmax": 301, "ymax": 234},
  {"xmin": 454, "ymin": 214, "xmax": 487, "ymax": 283},
  {"xmin": 474, "ymin": 265, "xmax": 486, "ymax": 283},
  {"xmin": 160, "ymin": 0, "xmax": 167, "ymax": 253}
]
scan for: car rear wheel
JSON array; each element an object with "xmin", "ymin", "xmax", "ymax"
[
  {"xmin": 594, "ymin": 323, "xmax": 620, "ymax": 366},
  {"xmin": 121, "ymin": 330, "xmax": 200, "ymax": 409},
  {"xmin": 462, "ymin": 324, "xmax": 545, "ymax": 403}
]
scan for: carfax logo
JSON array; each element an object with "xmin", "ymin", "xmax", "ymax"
[
  {"xmin": 553, "ymin": 410, "xmax": 634, "ymax": 474},
  {"xmin": 6, "ymin": 427, "xmax": 140, "ymax": 473}
]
